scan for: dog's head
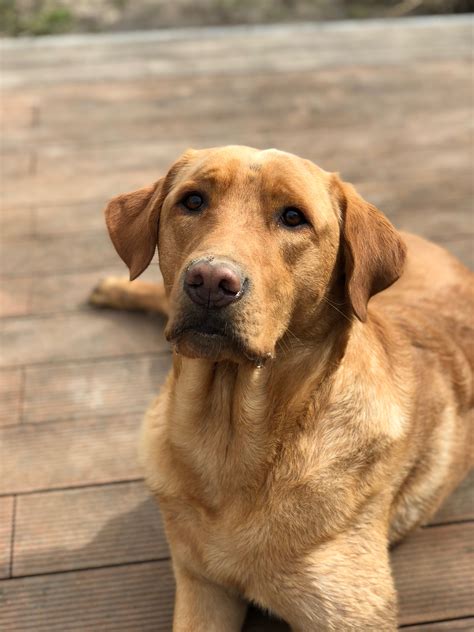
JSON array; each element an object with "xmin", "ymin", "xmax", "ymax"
[{"xmin": 105, "ymin": 146, "xmax": 406, "ymax": 364}]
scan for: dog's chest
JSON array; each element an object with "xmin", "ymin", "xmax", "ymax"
[
  {"xmin": 151, "ymin": 364, "xmax": 394, "ymax": 596},
  {"xmin": 160, "ymin": 437, "xmax": 347, "ymax": 598},
  {"xmin": 165, "ymin": 491, "xmax": 293, "ymax": 595}
]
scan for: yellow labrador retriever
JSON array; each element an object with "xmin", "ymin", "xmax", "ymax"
[{"xmin": 92, "ymin": 146, "xmax": 473, "ymax": 631}]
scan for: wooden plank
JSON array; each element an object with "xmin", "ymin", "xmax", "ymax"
[
  {"xmin": 0, "ymin": 278, "xmax": 32, "ymax": 318},
  {"xmin": 13, "ymin": 482, "xmax": 167, "ymax": 576},
  {"xmin": 0, "ymin": 231, "xmax": 118, "ymax": 277},
  {"xmin": 392, "ymin": 523, "xmax": 474, "ymax": 625},
  {"xmin": 0, "ymin": 415, "xmax": 142, "ymax": 494},
  {"xmin": 23, "ymin": 354, "xmax": 170, "ymax": 424},
  {"xmin": 28, "ymin": 269, "xmax": 122, "ymax": 315},
  {"xmin": 0, "ymin": 369, "xmax": 23, "ymax": 426},
  {"xmin": 401, "ymin": 618, "xmax": 474, "ymax": 630},
  {"xmin": 242, "ymin": 608, "xmax": 474, "ymax": 632},
  {"xmin": 0, "ymin": 560, "xmax": 175, "ymax": 631},
  {"xmin": 0, "ymin": 310, "xmax": 168, "ymax": 368},
  {"xmin": 1, "ymin": 272, "xmax": 103, "ymax": 319},
  {"xmin": 32, "ymin": 116, "xmax": 466, "ymax": 181},
  {"xmin": 0, "ymin": 149, "xmax": 178, "ymax": 207},
  {"xmin": 3, "ymin": 60, "xmax": 471, "ymax": 147},
  {"xmin": 430, "ymin": 470, "xmax": 474, "ymax": 525},
  {"xmin": 0, "ymin": 205, "xmax": 33, "ymax": 238},
  {"xmin": 1, "ymin": 199, "xmax": 106, "ymax": 239},
  {"xmin": 0, "ymin": 266, "xmax": 162, "ymax": 317},
  {"xmin": 2, "ymin": 58, "xmax": 472, "ymax": 205},
  {"xmin": 0, "ymin": 92, "xmax": 36, "ymax": 130},
  {"xmin": 0, "ymin": 496, "xmax": 14, "ymax": 579},
  {"xmin": 2, "ymin": 121, "xmax": 471, "ymax": 206},
  {"xmin": 2, "ymin": 17, "xmax": 472, "ymax": 88},
  {"xmin": 0, "ymin": 151, "xmax": 32, "ymax": 178},
  {"xmin": 34, "ymin": 200, "xmax": 108, "ymax": 234}
]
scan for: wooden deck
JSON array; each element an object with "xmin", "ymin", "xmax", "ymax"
[{"xmin": 1, "ymin": 15, "xmax": 473, "ymax": 631}]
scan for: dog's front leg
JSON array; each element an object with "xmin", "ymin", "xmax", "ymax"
[
  {"xmin": 260, "ymin": 524, "xmax": 397, "ymax": 632},
  {"xmin": 173, "ymin": 564, "xmax": 247, "ymax": 632}
]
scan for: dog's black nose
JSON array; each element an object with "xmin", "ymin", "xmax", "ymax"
[{"xmin": 184, "ymin": 258, "xmax": 245, "ymax": 308}]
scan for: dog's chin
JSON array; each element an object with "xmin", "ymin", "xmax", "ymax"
[{"xmin": 167, "ymin": 323, "xmax": 271, "ymax": 365}]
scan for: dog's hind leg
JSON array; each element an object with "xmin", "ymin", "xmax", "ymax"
[{"xmin": 89, "ymin": 276, "xmax": 169, "ymax": 316}]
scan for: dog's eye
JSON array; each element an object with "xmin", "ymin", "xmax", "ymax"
[
  {"xmin": 281, "ymin": 207, "xmax": 307, "ymax": 228},
  {"xmin": 182, "ymin": 193, "xmax": 204, "ymax": 212}
]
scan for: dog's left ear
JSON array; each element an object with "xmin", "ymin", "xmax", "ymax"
[
  {"xmin": 331, "ymin": 177, "xmax": 407, "ymax": 322},
  {"xmin": 104, "ymin": 179, "xmax": 164, "ymax": 280}
]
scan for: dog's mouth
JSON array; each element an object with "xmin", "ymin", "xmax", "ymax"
[{"xmin": 167, "ymin": 317, "xmax": 270, "ymax": 366}]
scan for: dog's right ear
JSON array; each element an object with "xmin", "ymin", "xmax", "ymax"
[
  {"xmin": 105, "ymin": 150, "xmax": 197, "ymax": 280},
  {"xmin": 104, "ymin": 179, "xmax": 164, "ymax": 280}
]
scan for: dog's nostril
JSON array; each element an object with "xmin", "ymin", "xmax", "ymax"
[
  {"xmin": 219, "ymin": 274, "xmax": 241, "ymax": 296},
  {"xmin": 188, "ymin": 273, "xmax": 204, "ymax": 288},
  {"xmin": 219, "ymin": 281, "xmax": 235, "ymax": 295}
]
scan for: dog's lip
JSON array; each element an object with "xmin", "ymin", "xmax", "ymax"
[
  {"xmin": 168, "ymin": 321, "xmax": 229, "ymax": 339},
  {"xmin": 167, "ymin": 322, "xmax": 272, "ymax": 366}
]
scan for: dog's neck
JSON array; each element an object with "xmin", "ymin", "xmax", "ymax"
[{"xmin": 165, "ymin": 319, "xmax": 351, "ymax": 509}]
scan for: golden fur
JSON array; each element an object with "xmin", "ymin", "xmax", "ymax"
[{"xmin": 92, "ymin": 146, "xmax": 473, "ymax": 631}]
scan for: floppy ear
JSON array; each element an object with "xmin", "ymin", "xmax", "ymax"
[
  {"xmin": 333, "ymin": 178, "xmax": 406, "ymax": 322},
  {"xmin": 104, "ymin": 178, "xmax": 163, "ymax": 280}
]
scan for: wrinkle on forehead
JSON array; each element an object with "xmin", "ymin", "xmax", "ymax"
[
  {"xmin": 187, "ymin": 145, "xmax": 304, "ymax": 174},
  {"xmin": 256, "ymin": 152, "xmax": 333, "ymax": 205},
  {"xmin": 183, "ymin": 152, "xmax": 249, "ymax": 191}
]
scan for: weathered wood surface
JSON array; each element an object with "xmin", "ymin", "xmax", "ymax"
[{"xmin": 0, "ymin": 15, "xmax": 473, "ymax": 631}]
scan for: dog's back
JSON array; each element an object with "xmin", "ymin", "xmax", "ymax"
[
  {"xmin": 377, "ymin": 232, "xmax": 473, "ymax": 395},
  {"xmin": 373, "ymin": 233, "xmax": 473, "ymax": 541}
]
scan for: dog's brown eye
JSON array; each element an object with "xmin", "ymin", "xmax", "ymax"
[
  {"xmin": 182, "ymin": 193, "xmax": 204, "ymax": 211},
  {"xmin": 281, "ymin": 207, "xmax": 307, "ymax": 228}
]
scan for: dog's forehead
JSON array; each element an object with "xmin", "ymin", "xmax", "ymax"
[{"xmin": 181, "ymin": 146, "xmax": 330, "ymax": 192}]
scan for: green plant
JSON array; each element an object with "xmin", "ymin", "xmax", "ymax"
[
  {"xmin": 0, "ymin": 0, "xmax": 74, "ymax": 36},
  {"xmin": 26, "ymin": 5, "xmax": 73, "ymax": 35}
]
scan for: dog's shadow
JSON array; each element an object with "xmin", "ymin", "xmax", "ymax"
[{"xmin": 18, "ymin": 486, "xmax": 289, "ymax": 631}]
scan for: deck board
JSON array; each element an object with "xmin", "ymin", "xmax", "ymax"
[
  {"xmin": 0, "ymin": 15, "xmax": 472, "ymax": 631},
  {"xmin": 401, "ymin": 619, "xmax": 474, "ymax": 631},
  {"xmin": 0, "ymin": 497, "xmax": 14, "ymax": 579},
  {"xmin": 0, "ymin": 415, "xmax": 143, "ymax": 494},
  {"xmin": 393, "ymin": 523, "xmax": 474, "ymax": 625},
  {"xmin": 0, "ymin": 311, "xmax": 168, "ymax": 368},
  {"xmin": 22, "ymin": 354, "xmax": 170, "ymax": 424},
  {"xmin": 0, "ymin": 369, "xmax": 23, "ymax": 426},
  {"xmin": 0, "ymin": 561, "xmax": 175, "ymax": 631},
  {"xmin": 13, "ymin": 482, "xmax": 167, "ymax": 576},
  {"xmin": 431, "ymin": 470, "xmax": 474, "ymax": 525}
]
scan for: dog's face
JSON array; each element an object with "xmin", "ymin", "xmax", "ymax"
[
  {"xmin": 159, "ymin": 146, "xmax": 341, "ymax": 363},
  {"xmin": 105, "ymin": 146, "xmax": 405, "ymax": 364}
]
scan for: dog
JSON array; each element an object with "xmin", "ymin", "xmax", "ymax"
[{"xmin": 91, "ymin": 146, "xmax": 473, "ymax": 631}]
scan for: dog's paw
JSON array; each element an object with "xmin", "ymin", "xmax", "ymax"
[{"xmin": 89, "ymin": 276, "xmax": 131, "ymax": 309}]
